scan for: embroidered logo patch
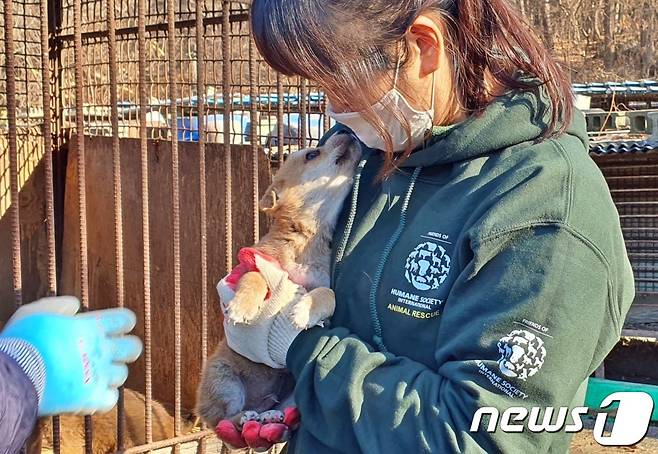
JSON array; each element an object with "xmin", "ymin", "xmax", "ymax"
[
  {"xmin": 496, "ymin": 329, "xmax": 547, "ymax": 381},
  {"xmin": 404, "ymin": 241, "xmax": 451, "ymax": 291}
]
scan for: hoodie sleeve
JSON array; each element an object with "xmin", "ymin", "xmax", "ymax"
[
  {"xmin": 286, "ymin": 223, "xmax": 633, "ymax": 453},
  {"xmin": 0, "ymin": 349, "xmax": 40, "ymax": 453}
]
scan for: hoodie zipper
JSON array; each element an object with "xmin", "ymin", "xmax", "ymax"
[
  {"xmin": 331, "ymin": 157, "xmax": 368, "ymax": 289},
  {"xmin": 368, "ymin": 166, "xmax": 422, "ymax": 352},
  {"xmin": 332, "ymin": 156, "xmax": 423, "ymax": 353}
]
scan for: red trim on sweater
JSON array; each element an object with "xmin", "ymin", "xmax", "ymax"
[{"xmin": 224, "ymin": 247, "xmax": 282, "ymax": 299}]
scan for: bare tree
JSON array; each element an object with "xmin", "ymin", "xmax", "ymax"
[
  {"xmin": 602, "ymin": 0, "xmax": 615, "ymax": 68},
  {"xmin": 514, "ymin": 0, "xmax": 656, "ymax": 81},
  {"xmin": 541, "ymin": 0, "xmax": 555, "ymax": 50}
]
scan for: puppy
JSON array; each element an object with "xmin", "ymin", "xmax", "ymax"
[
  {"xmin": 196, "ymin": 133, "xmax": 362, "ymax": 428},
  {"xmin": 30, "ymin": 388, "xmax": 184, "ymax": 454}
]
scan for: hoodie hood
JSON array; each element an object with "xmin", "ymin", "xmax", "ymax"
[
  {"xmin": 327, "ymin": 84, "xmax": 590, "ymax": 354},
  {"xmin": 398, "ymin": 84, "xmax": 589, "ymax": 168}
]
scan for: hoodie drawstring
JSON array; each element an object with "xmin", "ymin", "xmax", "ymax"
[
  {"xmin": 369, "ymin": 166, "xmax": 422, "ymax": 352},
  {"xmin": 331, "ymin": 157, "xmax": 368, "ymax": 289},
  {"xmin": 332, "ymin": 156, "xmax": 422, "ymax": 353}
]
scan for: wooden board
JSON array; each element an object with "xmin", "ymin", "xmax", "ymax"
[{"xmin": 60, "ymin": 136, "xmax": 271, "ymax": 412}]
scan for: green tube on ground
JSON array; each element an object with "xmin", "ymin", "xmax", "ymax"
[{"xmin": 586, "ymin": 377, "xmax": 658, "ymax": 422}]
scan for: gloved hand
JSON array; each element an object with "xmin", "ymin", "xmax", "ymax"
[
  {"xmin": 215, "ymin": 407, "xmax": 301, "ymax": 452},
  {"xmin": 0, "ymin": 296, "xmax": 142, "ymax": 416},
  {"xmin": 218, "ymin": 253, "xmax": 335, "ymax": 369}
]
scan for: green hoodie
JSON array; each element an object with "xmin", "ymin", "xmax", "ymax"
[{"xmin": 283, "ymin": 85, "xmax": 635, "ymax": 454}]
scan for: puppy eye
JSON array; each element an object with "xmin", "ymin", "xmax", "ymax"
[{"xmin": 305, "ymin": 149, "xmax": 320, "ymax": 161}]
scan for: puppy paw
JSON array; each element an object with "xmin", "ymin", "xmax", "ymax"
[
  {"xmin": 257, "ymin": 409, "xmax": 285, "ymax": 425},
  {"xmin": 226, "ymin": 300, "xmax": 263, "ymax": 325},
  {"xmin": 289, "ymin": 298, "xmax": 312, "ymax": 330},
  {"xmin": 231, "ymin": 410, "xmax": 260, "ymax": 429},
  {"xmin": 229, "ymin": 275, "xmax": 268, "ymax": 324},
  {"xmin": 307, "ymin": 288, "xmax": 337, "ymax": 328},
  {"xmin": 290, "ymin": 287, "xmax": 335, "ymax": 329}
]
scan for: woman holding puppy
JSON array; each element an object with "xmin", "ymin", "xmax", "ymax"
[{"xmin": 219, "ymin": 0, "xmax": 635, "ymax": 452}]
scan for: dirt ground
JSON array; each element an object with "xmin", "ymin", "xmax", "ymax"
[
  {"xmin": 156, "ymin": 430, "xmax": 658, "ymax": 453},
  {"xmin": 39, "ymin": 430, "xmax": 658, "ymax": 453},
  {"xmin": 571, "ymin": 430, "xmax": 658, "ymax": 453}
]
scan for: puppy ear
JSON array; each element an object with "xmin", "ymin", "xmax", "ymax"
[{"xmin": 259, "ymin": 188, "xmax": 279, "ymax": 212}]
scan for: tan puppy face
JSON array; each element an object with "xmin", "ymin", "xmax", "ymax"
[{"xmin": 260, "ymin": 133, "xmax": 362, "ymax": 228}]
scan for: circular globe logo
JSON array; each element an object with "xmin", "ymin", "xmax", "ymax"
[
  {"xmin": 497, "ymin": 329, "xmax": 547, "ymax": 381},
  {"xmin": 404, "ymin": 241, "xmax": 451, "ymax": 291}
]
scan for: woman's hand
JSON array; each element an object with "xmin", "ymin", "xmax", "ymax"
[
  {"xmin": 215, "ymin": 407, "xmax": 301, "ymax": 452},
  {"xmin": 219, "ymin": 254, "xmax": 332, "ymax": 369},
  {"xmin": 0, "ymin": 296, "xmax": 142, "ymax": 416}
]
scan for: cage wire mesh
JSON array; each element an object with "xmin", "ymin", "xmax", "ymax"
[
  {"xmin": 594, "ymin": 155, "xmax": 658, "ymax": 294},
  {"xmin": 3, "ymin": 0, "xmax": 330, "ymax": 451},
  {"xmin": 0, "ymin": 0, "xmax": 47, "ymax": 224},
  {"xmin": 1, "ymin": 0, "xmax": 658, "ymax": 452},
  {"xmin": 56, "ymin": 0, "xmax": 329, "ymax": 149}
]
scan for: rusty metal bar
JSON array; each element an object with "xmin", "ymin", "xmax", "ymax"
[
  {"xmin": 196, "ymin": 437, "xmax": 206, "ymax": 454},
  {"xmin": 222, "ymin": 0, "xmax": 232, "ymax": 271},
  {"xmin": 196, "ymin": 3, "xmax": 209, "ymax": 432},
  {"xmin": 4, "ymin": 0, "xmax": 21, "ymax": 309},
  {"xmin": 41, "ymin": 0, "xmax": 56, "ymax": 300},
  {"xmin": 323, "ymin": 107, "xmax": 330, "ymax": 134},
  {"xmin": 276, "ymin": 73, "xmax": 284, "ymax": 157},
  {"xmin": 73, "ymin": 0, "xmax": 89, "ymax": 312},
  {"xmin": 121, "ymin": 429, "xmax": 215, "ymax": 453},
  {"xmin": 41, "ymin": 0, "xmax": 61, "ymax": 446},
  {"xmin": 52, "ymin": 32, "xmax": 62, "ymax": 151},
  {"xmin": 137, "ymin": 0, "xmax": 153, "ymax": 442},
  {"xmin": 73, "ymin": 0, "xmax": 92, "ymax": 446},
  {"xmin": 167, "ymin": 0, "xmax": 183, "ymax": 445},
  {"xmin": 19, "ymin": 1, "xmax": 29, "ymax": 123},
  {"xmin": 107, "ymin": 0, "xmax": 126, "ymax": 447},
  {"xmin": 322, "ymin": 85, "xmax": 330, "ymax": 134},
  {"xmin": 300, "ymin": 78, "xmax": 307, "ymax": 148},
  {"xmin": 249, "ymin": 33, "xmax": 259, "ymax": 241},
  {"xmin": 107, "ymin": 0, "xmax": 124, "ymax": 320},
  {"xmin": 56, "ymin": 13, "xmax": 249, "ymax": 43}
]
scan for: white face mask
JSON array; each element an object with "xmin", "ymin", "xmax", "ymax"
[{"xmin": 327, "ymin": 53, "xmax": 436, "ymax": 152}]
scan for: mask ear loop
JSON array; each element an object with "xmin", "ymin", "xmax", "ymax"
[
  {"xmin": 394, "ymin": 38, "xmax": 436, "ymax": 115},
  {"xmin": 423, "ymin": 68, "xmax": 437, "ymax": 141},
  {"xmin": 392, "ymin": 42, "xmax": 402, "ymax": 90},
  {"xmin": 430, "ymin": 70, "xmax": 436, "ymax": 113}
]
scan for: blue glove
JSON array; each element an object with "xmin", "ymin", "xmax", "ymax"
[{"xmin": 0, "ymin": 296, "xmax": 142, "ymax": 416}]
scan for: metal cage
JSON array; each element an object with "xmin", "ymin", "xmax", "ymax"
[
  {"xmin": 2, "ymin": 0, "xmax": 658, "ymax": 452},
  {"xmin": 1, "ymin": 0, "xmax": 329, "ymax": 452}
]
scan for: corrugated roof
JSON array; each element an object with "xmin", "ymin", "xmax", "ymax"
[
  {"xmin": 589, "ymin": 140, "xmax": 658, "ymax": 154},
  {"xmin": 574, "ymin": 81, "xmax": 658, "ymax": 97}
]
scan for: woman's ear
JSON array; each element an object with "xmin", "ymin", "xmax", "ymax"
[{"xmin": 407, "ymin": 14, "xmax": 443, "ymax": 77}]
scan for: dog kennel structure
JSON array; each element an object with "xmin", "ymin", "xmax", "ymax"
[
  {"xmin": 0, "ymin": 0, "xmax": 327, "ymax": 451},
  {"xmin": 2, "ymin": 0, "xmax": 658, "ymax": 452}
]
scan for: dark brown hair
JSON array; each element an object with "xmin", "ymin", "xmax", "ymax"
[{"xmin": 250, "ymin": 0, "xmax": 573, "ymax": 177}]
